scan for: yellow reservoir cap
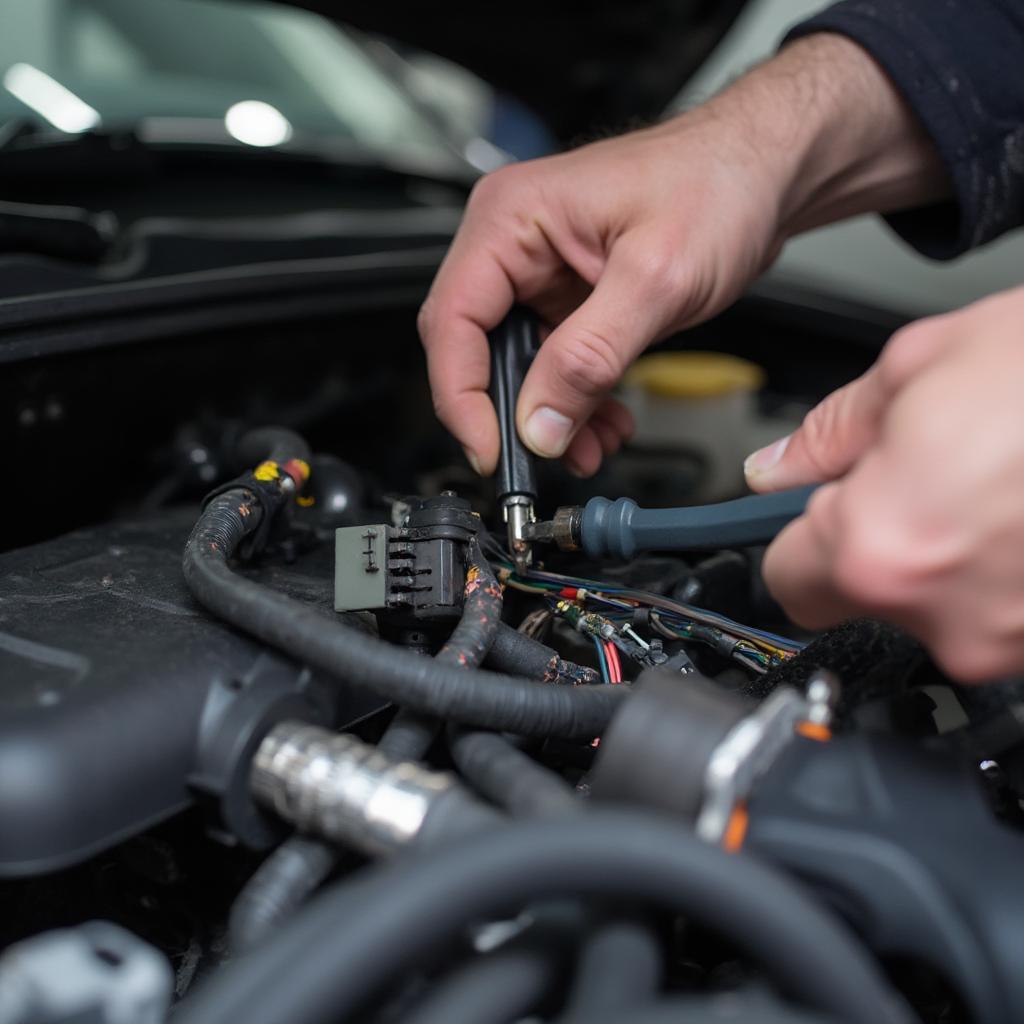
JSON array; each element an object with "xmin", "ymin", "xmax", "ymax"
[{"xmin": 626, "ymin": 351, "xmax": 765, "ymax": 399}]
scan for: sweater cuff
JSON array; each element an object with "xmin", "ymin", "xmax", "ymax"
[{"xmin": 785, "ymin": 4, "xmax": 1007, "ymax": 259}]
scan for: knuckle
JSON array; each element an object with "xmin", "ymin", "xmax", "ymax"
[
  {"xmin": 878, "ymin": 314, "xmax": 947, "ymax": 386},
  {"xmin": 430, "ymin": 390, "xmax": 452, "ymax": 426},
  {"xmin": 430, "ymin": 390, "xmax": 468, "ymax": 437},
  {"xmin": 621, "ymin": 237, "xmax": 688, "ymax": 299},
  {"xmin": 416, "ymin": 298, "xmax": 434, "ymax": 340},
  {"xmin": 640, "ymin": 253, "xmax": 682, "ymax": 296},
  {"xmin": 553, "ymin": 326, "xmax": 624, "ymax": 397},
  {"xmin": 831, "ymin": 527, "xmax": 905, "ymax": 610},
  {"xmin": 429, "ymin": 383, "xmax": 460, "ymax": 427},
  {"xmin": 467, "ymin": 164, "xmax": 525, "ymax": 210},
  {"xmin": 795, "ymin": 395, "xmax": 849, "ymax": 479}
]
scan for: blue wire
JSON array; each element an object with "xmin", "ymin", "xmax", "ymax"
[
  {"xmin": 519, "ymin": 566, "xmax": 805, "ymax": 654},
  {"xmin": 592, "ymin": 636, "xmax": 610, "ymax": 684}
]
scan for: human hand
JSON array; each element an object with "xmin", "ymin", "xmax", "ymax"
[
  {"xmin": 419, "ymin": 34, "xmax": 946, "ymax": 477},
  {"xmin": 747, "ymin": 285, "xmax": 1024, "ymax": 683}
]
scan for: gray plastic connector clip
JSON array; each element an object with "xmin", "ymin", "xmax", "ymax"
[{"xmin": 0, "ymin": 922, "xmax": 172, "ymax": 1024}]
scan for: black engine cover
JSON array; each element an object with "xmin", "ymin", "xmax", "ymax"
[{"xmin": 0, "ymin": 508, "xmax": 382, "ymax": 877}]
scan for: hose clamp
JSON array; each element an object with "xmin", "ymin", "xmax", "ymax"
[{"xmin": 697, "ymin": 671, "xmax": 839, "ymax": 844}]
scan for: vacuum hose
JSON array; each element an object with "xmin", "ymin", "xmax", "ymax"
[{"xmin": 178, "ymin": 811, "xmax": 909, "ymax": 1024}]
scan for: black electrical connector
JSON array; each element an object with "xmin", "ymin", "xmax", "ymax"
[{"xmin": 333, "ymin": 492, "xmax": 479, "ymax": 626}]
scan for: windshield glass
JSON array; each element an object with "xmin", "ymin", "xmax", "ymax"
[{"xmin": 0, "ymin": 0, "xmax": 456, "ymax": 159}]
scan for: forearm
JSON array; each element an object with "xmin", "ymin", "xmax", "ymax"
[
  {"xmin": 694, "ymin": 33, "xmax": 950, "ymax": 243},
  {"xmin": 787, "ymin": 0, "xmax": 1024, "ymax": 258}
]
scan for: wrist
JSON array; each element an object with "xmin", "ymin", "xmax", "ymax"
[{"xmin": 707, "ymin": 33, "xmax": 949, "ymax": 241}]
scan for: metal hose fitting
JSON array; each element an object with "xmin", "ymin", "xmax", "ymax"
[{"xmin": 251, "ymin": 722, "xmax": 454, "ymax": 857}]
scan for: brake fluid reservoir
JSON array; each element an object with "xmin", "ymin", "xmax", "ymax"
[{"xmin": 623, "ymin": 352, "xmax": 765, "ymax": 500}]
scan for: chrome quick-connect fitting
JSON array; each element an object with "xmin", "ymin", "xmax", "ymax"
[{"xmin": 251, "ymin": 722, "xmax": 455, "ymax": 857}]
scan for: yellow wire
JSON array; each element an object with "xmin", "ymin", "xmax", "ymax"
[{"xmin": 503, "ymin": 579, "xmax": 551, "ymax": 595}]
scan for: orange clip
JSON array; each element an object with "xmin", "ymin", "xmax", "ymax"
[
  {"xmin": 722, "ymin": 803, "xmax": 749, "ymax": 854},
  {"xmin": 796, "ymin": 721, "xmax": 832, "ymax": 743}
]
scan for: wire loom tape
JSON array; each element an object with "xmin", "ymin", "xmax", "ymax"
[
  {"xmin": 178, "ymin": 812, "xmax": 912, "ymax": 1024},
  {"xmin": 183, "ymin": 490, "xmax": 625, "ymax": 737}
]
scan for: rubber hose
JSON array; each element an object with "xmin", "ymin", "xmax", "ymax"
[
  {"xmin": 380, "ymin": 541, "xmax": 505, "ymax": 759},
  {"xmin": 486, "ymin": 622, "xmax": 600, "ymax": 686},
  {"xmin": 438, "ymin": 541, "xmax": 503, "ymax": 668},
  {"xmin": 563, "ymin": 917, "xmax": 662, "ymax": 1019},
  {"xmin": 561, "ymin": 995, "xmax": 831, "ymax": 1024},
  {"xmin": 230, "ymin": 543, "xmax": 504, "ymax": 951},
  {"xmin": 448, "ymin": 728, "xmax": 577, "ymax": 817},
  {"xmin": 229, "ymin": 836, "xmax": 344, "ymax": 953},
  {"xmin": 401, "ymin": 946, "xmax": 558, "ymax": 1024},
  {"xmin": 235, "ymin": 426, "xmax": 311, "ymax": 468},
  {"xmin": 183, "ymin": 491, "xmax": 625, "ymax": 737},
  {"xmin": 176, "ymin": 812, "xmax": 910, "ymax": 1024},
  {"xmin": 377, "ymin": 708, "xmax": 437, "ymax": 761}
]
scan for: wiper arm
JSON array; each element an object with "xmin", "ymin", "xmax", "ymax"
[
  {"xmin": 0, "ymin": 119, "xmax": 477, "ymax": 193},
  {"xmin": 0, "ymin": 200, "xmax": 118, "ymax": 263},
  {"xmin": 0, "ymin": 117, "xmax": 41, "ymax": 151}
]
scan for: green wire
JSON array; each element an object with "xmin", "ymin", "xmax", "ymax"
[{"xmin": 592, "ymin": 636, "xmax": 610, "ymax": 684}]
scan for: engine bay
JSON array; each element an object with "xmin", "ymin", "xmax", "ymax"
[{"xmin": 3, "ymin": 296, "xmax": 1024, "ymax": 1024}]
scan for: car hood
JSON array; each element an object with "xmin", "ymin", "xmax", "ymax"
[{"xmin": 269, "ymin": 1, "xmax": 749, "ymax": 144}]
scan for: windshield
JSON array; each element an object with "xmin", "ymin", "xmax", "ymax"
[{"xmin": 0, "ymin": 0, "xmax": 456, "ymax": 159}]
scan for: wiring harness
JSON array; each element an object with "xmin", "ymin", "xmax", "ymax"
[
  {"xmin": 173, "ymin": 428, "xmax": 1024, "ymax": 1024},
  {"xmin": 495, "ymin": 558, "xmax": 804, "ymax": 675}
]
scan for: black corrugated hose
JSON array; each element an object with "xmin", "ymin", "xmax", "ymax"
[
  {"xmin": 176, "ymin": 811, "xmax": 910, "ymax": 1024},
  {"xmin": 400, "ymin": 920, "xmax": 572, "ymax": 1024},
  {"xmin": 375, "ymin": 539, "xmax": 505, "ymax": 758},
  {"xmin": 234, "ymin": 426, "xmax": 311, "ymax": 469},
  {"xmin": 562, "ymin": 916, "xmax": 663, "ymax": 1020},
  {"xmin": 447, "ymin": 727, "xmax": 577, "ymax": 817},
  {"xmin": 559, "ymin": 995, "xmax": 831, "ymax": 1024},
  {"xmin": 228, "ymin": 836, "xmax": 345, "ymax": 954},
  {"xmin": 400, "ymin": 946, "xmax": 557, "ymax": 1024},
  {"xmin": 486, "ymin": 621, "xmax": 601, "ymax": 685},
  {"xmin": 183, "ymin": 491, "xmax": 625, "ymax": 737},
  {"xmin": 230, "ymin": 540, "xmax": 507, "ymax": 951}
]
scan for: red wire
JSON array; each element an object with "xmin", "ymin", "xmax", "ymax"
[{"xmin": 604, "ymin": 641, "xmax": 622, "ymax": 684}]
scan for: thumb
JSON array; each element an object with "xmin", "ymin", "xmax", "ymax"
[
  {"xmin": 744, "ymin": 367, "xmax": 893, "ymax": 492},
  {"xmin": 516, "ymin": 243, "xmax": 671, "ymax": 458},
  {"xmin": 744, "ymin": 312, "xmax": 953, "ymax": 492}
]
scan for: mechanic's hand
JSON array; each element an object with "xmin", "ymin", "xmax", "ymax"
[
  {"xmin": 419, "ymin": 34, "xmax": 946, "ymax": 478},
  {"xmin": 746, "ymin": 284, "xmax": 1024, "ymax": 683},
  {"xmin": 419, "ymin": 112, "xmax": 778, "ymax": 477}
]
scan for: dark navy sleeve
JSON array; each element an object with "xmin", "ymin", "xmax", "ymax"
[{"xmin": 785, "ymin": 1, "xmax": 1024, "ymax": 259}]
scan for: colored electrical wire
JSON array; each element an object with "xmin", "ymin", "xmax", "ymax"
[
  {"xmin": 604, "ymin": 641, "xmax": 622, "ymax": 684},
  {"xmin": 593, "ymin": 637, "xmax": 611, "ymax": 684},
  {"xmin": 493, "ymin": 557, "xmax": 803, "ymax": 673}
]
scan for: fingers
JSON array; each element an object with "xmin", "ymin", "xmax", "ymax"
[
  {"xmin": 516, "ymin": 237, "xmax": 675, "ymax": 459},
  {"xmin": 761, "ymin": 483, "xmax": 862, "ymax": 629},
  {"xmin": 562, "ymin": 397, "xmax": 636, "ymax": 477},
  {"xmin": 762, "ymin": 436, "xmax": 993, "ymax": 678},
  {"xmin": 744, "ymin": 313, "xmax": 953, "ymax": 493},
  {"xmin": 418, "ymin": 166, "xmax": 565, "ymax": 475},
  {"xmin": 743, "ymin": 369, "xmax": 889, "ymax": 492},
  {"xmin": 418, "ymin": 252, "xmax": 511, "ymax": 477}
]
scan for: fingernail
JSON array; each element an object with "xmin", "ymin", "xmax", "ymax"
[
  {"xmin": 523, "ymin": 406, "xmax": 574, "ymax": 457},
  {"xmin": 744, "ymin": 434, "xmax": 791, "ymax": 481},
  {"xmin": 463, "ymin": 447, "xmax": 483, "ymax": 476},
  {"xmin": 565, "ymin": 459, "xmax": 590, "ymax": 479}
]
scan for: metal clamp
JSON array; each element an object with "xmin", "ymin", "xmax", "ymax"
[
  {"xmin": 696, "ymin": 671, "xmax": 839, "ymax": 844},
  {"xmin": 502, "ymin": 494, "xmax": 536, "ymax": 573}
]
